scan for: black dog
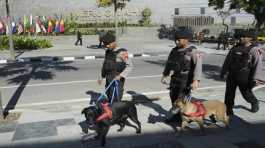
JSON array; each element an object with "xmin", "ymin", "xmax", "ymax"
[{"xmin": 81, "ymin": 101, "xmax": 141, "ymax": 146}]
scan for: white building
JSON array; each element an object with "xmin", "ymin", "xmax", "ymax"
[{"xmin": 0, "ymin": 0, "xmax": 255, "ymax": 25}]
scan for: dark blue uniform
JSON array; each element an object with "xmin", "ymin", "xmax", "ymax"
[{"xmin": 221, "ymin": 35, "xmax": 263, "ymax": 115}]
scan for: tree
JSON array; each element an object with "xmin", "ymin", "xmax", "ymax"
[
  {"xmin": 208, "ymin": 0, "xmax": 265, "ymax": 29},
  {"xmin": 97, "ymin": 0, "xmax": 130, "ymax": 44},
  {"xmin": 0, "ymin": 91, "xmax": 3, "ymax": 117},
  {"xmin": 139, "ymin": 7, "xmax": 152, "ymax": 26},
  {"xmin": 5, "ymin": 0, "xmax": 15, "ymax": 60}
]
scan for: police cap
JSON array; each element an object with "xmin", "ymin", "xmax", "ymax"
[
  {"xmin": 102, "ymin": 32, "xmax": 116, "ymax": 45},
  {"xmin": 175, "ymin": 30, "xmax": 193, "ymax": 40},
  {"xmin": 240, "ymin": 29, "xmax": 256, "ymax": 38}
]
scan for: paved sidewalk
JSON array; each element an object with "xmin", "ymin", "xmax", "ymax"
[
  {"xmin": 0, "ymin": 40, "xmax": 229, "ymax": 64},
  {"xmin": 0, "ymin": 27, "xmax": 232, "ymax": 63},
  {"xmin": 0, "ymin": 87, "xmax": 265, "ymax": 148}
]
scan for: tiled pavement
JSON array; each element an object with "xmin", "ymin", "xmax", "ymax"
[{"xmin": 0, "ymin": 87, "xmax": 265, "ymax": 148}]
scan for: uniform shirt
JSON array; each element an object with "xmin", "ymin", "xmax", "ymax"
[
  {"xmin": 163, "ymin": 45, "xmax": 202, "ymax": 81},
  {"xmin": 101, "ymin": 47, "xmax": 133, "ymax": 78},
  {"xmin": 221, "ymin": 45, "xmax": 263, "ymax": 81}
]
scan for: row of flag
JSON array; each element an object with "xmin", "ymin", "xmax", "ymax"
[{"xmin": 0, "ymin": 15, "xmax": 65, "ymax": 35}]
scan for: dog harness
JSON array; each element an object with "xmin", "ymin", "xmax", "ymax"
[
  {"xmin": 96, "ymin": 101, "xmax": 113, "ymax": 122},
  {"xmin": 184, "ymin": 101, "xmax": 206, "ymax": 118}
]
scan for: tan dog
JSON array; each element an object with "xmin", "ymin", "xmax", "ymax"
[{"xmin": 174, "ymin": 99, "xmax": 229, "ymax": 132}]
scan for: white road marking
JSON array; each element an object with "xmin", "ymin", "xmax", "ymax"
[
  {"xmin": 63, "ymin": 57, "xmax": 75, "ymax": 61},
  {"xmin": 0, "ymin": 60, "xmax": 7, "ymax": 64},
  {"xmin": 0, "ymin": 75, "xmax": 162, "ymax": 89},
  {"xmin": 3, "ymin": 84, "xmax": 264, "ymax": 108},
  {"xmin": 84, "ymin": 56, "xmax": 96, "ymax": 60},
  {"xmin": 3, "ymin": 85, "xmax": 226, "ymax": 108}
]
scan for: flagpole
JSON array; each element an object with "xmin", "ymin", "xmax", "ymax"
[{"xmin": 5, "ymin": 0, "xmax": 15, "ymax": 61}]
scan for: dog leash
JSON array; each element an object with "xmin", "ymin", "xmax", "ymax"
[
  {"xmin": 97, "ymin": 79, "xmax": 119, "ymax": 105},
  {"xmin": 110, "ymin": 80, "xmax": 119, "ymax": 105}
]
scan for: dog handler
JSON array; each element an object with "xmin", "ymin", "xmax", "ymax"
[
  {"xmin": 221, "ymin": 30, "xmax": 263, "ymax": 115},
  {"xmin": 161, "ymin": 30, "xmax": 202, "ymax": 123},
  {"xmin": 98, "ymin": 32, "xmax": 133, "ymax": 103}
]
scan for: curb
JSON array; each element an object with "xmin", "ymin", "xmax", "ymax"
[{"xmin": 0, "ymin": 53, "xmax": 168, "ymax": 64}]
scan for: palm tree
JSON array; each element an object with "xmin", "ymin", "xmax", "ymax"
[
  {"xmin": 5, "ymin": 0, "xmax": 15, "ymax": 60},
  {"xmin": 97, "ymin": 0, "xmax": 130, "ymax": 45}
]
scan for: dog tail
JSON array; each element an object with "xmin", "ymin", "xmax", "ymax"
[
  {"xmin": 81, "ymin": 108, "xmax": 86, "ymax": 114},
  {"xmin": 130, "ymin": 100, "xmax": 140, "ymax": 105}
]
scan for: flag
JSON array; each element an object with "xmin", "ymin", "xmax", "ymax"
[
  {"xmin": 55, "ymin": 20, "xmax": 60, "ymax": 33},
  {"xmin": 35, "ymin": 22, "xmax": 41, "ymax": 33},
  {"xmin": 29, "ymin": 14, "xmax": 35, "ymax": 33},
  {"xmin": 0, "ymin": 21, "xmax": 4, "ymax": 35},
  {"xmin": 41, "ymin": 16, "xmax": 48, "ymax": 30},
  {"xmin": 5, "ymin": 24, "xmax": 9, "ymax": 34},
  {"xmin": 59, "ymin": 19, "xmax": 65, "ymax": 33},
  {"xmin": 18, "ymin": 22, "xmax": 24, "ymax": 35},
  {"xmin": 30, "ymin": 14, "xmax": 33, "ymax": 26},
  {"xmin": 11, "ymin": 22, "xmax": 16, "ymax": 34},
  {"xmin": 23, "ymin": 15, "xmax": 29, "ymax": 32},
  {"xmin": 47, "ymin": 20, "xmax": 53, "ymax": 33},
  {"xmin": 40, "ymin": 22, "xmax": 47, "ymax": 34},
  {"xmin": 35, "ymin": 16, "xmax": 41, "ymax": 33}
]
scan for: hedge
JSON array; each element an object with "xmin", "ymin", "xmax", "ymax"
[{"xmin": 0, "ymin": 36, "xmax": 53, "ymax": 50}]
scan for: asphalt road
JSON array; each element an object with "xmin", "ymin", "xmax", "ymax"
[{"xmin": 0, "ymin": 53, "xmax": 264, "ymax": 109}]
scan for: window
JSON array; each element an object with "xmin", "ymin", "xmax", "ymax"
[
  {"xmin": 175, "ymin": 8, "xmax": 179, "ymax": 15},
  {"xmin": 231, "ymin": 17, "xmax": 236, "ymax": 25},
  {"xmin": 200, "ymin": 7, "xmax": 205, "ymax": 15},
  {"xmin": 236, "ymin": 8, "xmax": 240, "ymax": 13}
]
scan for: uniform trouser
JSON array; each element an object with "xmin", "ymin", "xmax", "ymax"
[
  {"xmin": 168, "ymin": 77, "xmax": 191, "ymax": 123},
  {"xmin": 169, "ymin": 77, "xmax": 190, "ymax": 106},
  {"xmin": 105, "ymin": 75, "xmax": 125, "ymax": 103},
  {"xmin": 75, "ymin": 38, "xmax": 82, "ymax": 45},
  {"xmin": 225, "ymin": 75, "xmax": 258, "ymax": 110}
]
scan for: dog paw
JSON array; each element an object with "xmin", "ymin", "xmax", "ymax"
[
  {"xmin": 117, "ymin": 129, "xmax": 123, "ymax": 132},
  {"xmin": 93, "ymin": 135, "xmax": 100, "ymax": 140}
]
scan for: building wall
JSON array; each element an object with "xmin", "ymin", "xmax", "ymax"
[{"xmin": 0, "ymin": 0, "xmax": 255, "ymax": 25}]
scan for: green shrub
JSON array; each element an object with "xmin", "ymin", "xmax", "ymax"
[
  {"xmin": 0, "ymin": 36, "xmax": 52, "ymax": 50},
  {"xmin": 139, "ymin": 7, "xmax": 152, "ymax": 26}
]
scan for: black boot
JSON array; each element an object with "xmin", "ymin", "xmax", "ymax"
[
  {"xmin": 251, "ymin": 101, "xmax": 259, "ymax": 113},
  {"xmin": 165, "ymin": 112, "xmax": 182, "ymax": 124}
]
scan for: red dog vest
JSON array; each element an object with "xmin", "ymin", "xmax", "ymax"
[
  {"xmin": 96, "ymin": 102, "xmax": 113, "ymax": 122},
  {"xmin": 184, "ymin": 101, "xmax": 206, "ymax": 118}
]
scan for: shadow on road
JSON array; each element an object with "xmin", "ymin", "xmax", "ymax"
[
  {"xmin": 0, "ymin": 61, "xmax": 78, "ymax": 117},
  {"xmin": 126, "ymin": 90, "xmax": 180, "ymax": 132},
  {"xmin": 144, "ymin": 59, "xmax": 166, "ymax": 67},
  {"xmin": 5, "ymin": 116, "xmax": 265, "ymax": 148},
  {"xmin": 202, "ymin": 64, "xmax": 224, "ymax": 82}
]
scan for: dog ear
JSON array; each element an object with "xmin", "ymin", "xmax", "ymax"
[{"xmin": 181, "ymin": 98, "xmax": 187, "ymax": 104}]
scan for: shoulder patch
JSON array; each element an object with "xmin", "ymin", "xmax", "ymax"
[{"xmin": 252, "ymin": 47, "xmax": 263, "ymax": 55}]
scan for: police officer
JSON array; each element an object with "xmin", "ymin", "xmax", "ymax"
[
  {"xmin": 98, "ymin": 32, "xmax": 133, "ymax": 103},
  {"xmin": 161, "ymin": 30, "xmax": 202, "ymax": 122},
  {"xmin": 221, "ymin": 30, "xmax": 263, "ymax": 115}
]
